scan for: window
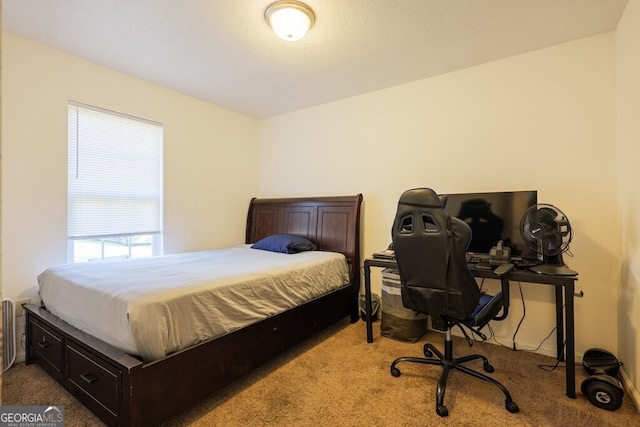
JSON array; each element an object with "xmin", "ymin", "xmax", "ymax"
[{"xmin": 67, "ymin": 102, "xmax": 163, "ymax": 262}]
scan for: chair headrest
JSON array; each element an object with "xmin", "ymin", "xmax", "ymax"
[{"xmin": 398, "ymin": 188, "xmax": 445, "ymax": 209}]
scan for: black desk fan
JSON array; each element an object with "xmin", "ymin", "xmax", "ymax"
[{"xmin": 519, "ymin": 203, "xmax": 577, "ymax": 276}]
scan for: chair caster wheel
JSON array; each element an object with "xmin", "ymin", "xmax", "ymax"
[
  {"xmin": 483, "ymin": 362, "xmax": 495, "ymax": 373},
  {"xmin": 506, "ymin": 401, "xmax": 520, "ymax": 413},
  {"xmin": 390, "ymin": 367, "xmax": 401, "ymax": 377},
  {"xmin": 436, "ymin": 404, "xmax": 448, "ymax": 417}
]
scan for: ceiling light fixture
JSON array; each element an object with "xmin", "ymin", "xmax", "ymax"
[{"xmin": 265, "ymin": 1, "xmax": 315, "ymax": 42}]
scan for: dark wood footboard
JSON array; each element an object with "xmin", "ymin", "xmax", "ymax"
[{"xmin": 25, "ymin": 284, "xmax": 353, "ymax": 426}]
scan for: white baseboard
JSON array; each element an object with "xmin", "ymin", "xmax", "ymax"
[{"xmin": 619, "ymin": 368, "xmax": 640, "ymax": 414}]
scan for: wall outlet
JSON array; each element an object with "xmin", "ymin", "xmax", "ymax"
[{"xmin": 15, "ymin": 299, "xmax": 31, "ymax": 317}]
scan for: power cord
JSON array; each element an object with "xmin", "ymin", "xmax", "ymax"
[
  {"xmin": 519, "ymin": 302, "xmax": 568, "ymax": 355},
  {"xmin": 521, "ymin": 326, "xmax": 559, "ymax": 353},
  {"xmin": 478, "ymin": 277, "xmax": 486, "ymax": 293},
  {"xmin": 484, "ymin": 282, "xmax": 566, "ymax": 371},
  {"xmin": 485, "ymin": 323, "xmax": 513, "ymax": 350},
  {"xmin": 536, "ymin": 347, "xmax": 566, "ymax": 371}
]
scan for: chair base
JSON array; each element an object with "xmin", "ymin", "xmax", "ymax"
[{"xmin": 390, "ymin": 330, "xmax": 519, "ymax": 417}]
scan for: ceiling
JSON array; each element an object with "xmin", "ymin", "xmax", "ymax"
[{"xmin": 2, "ymin": 0, "xmax": 629, "ymax": 119}]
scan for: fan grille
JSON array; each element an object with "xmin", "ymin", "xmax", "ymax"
[{"xmin": 520, "ymin": 203, "xmax": 572, "ymax": 257}]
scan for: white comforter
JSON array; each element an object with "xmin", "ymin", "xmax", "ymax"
[{"xmin": 37, "ymin": 245, "xmax": 349, "ymax": 361}]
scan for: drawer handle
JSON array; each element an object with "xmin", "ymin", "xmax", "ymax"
[
  {"xmin": 37, "ymin": 341, "xmax": 51, "ymax": 349},
  {"xmin": 80, "ymin": 373, "xmax": 98, "ymax": 384}
]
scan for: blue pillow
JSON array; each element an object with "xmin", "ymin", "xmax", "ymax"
[{"xmin": 251, "ymin": 234, "xmax": 317, "ymax": 254}]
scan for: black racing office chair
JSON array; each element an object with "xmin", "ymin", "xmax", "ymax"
[{"xmin": 389, "ymin": 188, "xmax": 519, "ymax": 417}]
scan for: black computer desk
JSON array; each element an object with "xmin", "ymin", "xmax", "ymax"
[{"xmin": 363, "ymin": 257, "xmax": 579, "ymax": 398}]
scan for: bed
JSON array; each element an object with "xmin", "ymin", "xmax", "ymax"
[{"xmin": 25, "ymin": 194, "xmax": 363, "ymax": 426}]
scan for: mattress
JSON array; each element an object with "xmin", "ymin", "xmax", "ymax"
[{"xmin": 37, "ymin": 245, "xmax": 350, "ymax": 361}]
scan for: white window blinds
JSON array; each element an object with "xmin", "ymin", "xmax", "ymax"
[{"xmin": 68, "ymin": 102, "xmax": 163, "ymax": 239}]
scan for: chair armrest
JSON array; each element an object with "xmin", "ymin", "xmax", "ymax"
[{"xmin": 468, "ymin": 292, "xmax": 504, "ymax": 329}]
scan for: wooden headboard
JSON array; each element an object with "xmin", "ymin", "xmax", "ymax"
[{"xmin": 246, "ymin": 194, "xmax": 363, "ymax": 288}]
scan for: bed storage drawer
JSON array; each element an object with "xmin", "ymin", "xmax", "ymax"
[
  {"xmin": 66, "ymin": 342, "xmax": 121, "ymax": 418},
  {"xmin": 28, "ymin": 318, "xmax": 64, "ymax": 380}
]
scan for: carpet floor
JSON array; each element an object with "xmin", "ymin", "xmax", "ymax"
[{"xmin": 2, "ymin": 319, "xmax": 639, "ymax": 426}]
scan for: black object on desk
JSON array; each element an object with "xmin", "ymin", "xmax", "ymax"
[{"xmin": 363, "ymin": 257, "xmax": 579, "ymax": 399}]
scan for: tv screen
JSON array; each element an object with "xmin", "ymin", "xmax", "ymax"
[{"xmin": 442, "ymin": 190, "xmax": 538, "ymax": 259}]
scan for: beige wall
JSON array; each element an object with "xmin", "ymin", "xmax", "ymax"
[
  {"xmin": 616, "ymin": 0, "xmax": 640, "ymax": 407},
  {"xmin": 2, "ymin": 11, "xmax": 637, "ymax": 408},
  {"xmin": 260, "ymin": 33, "xmax": 619, "ymax": 359},
  {"xmin": 1, "ymin": 33, "xmax": 259, "ymax": 306}
]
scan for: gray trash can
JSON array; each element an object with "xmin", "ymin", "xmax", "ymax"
[{"xmin": 381, "ymin": 268, "xmax": 428, "ymax": 342}]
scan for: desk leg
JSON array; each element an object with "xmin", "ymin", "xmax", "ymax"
[
  {"xmin": 565, "ymin": 282, "xmax": 576, "ymax": 398},
  {"xmin": 364, "ymin": 262, "xmax": 373, "ymax": 343},
  {"xmin": 555, "ymin": 286, "xmax": 565, "ymax": 362}
]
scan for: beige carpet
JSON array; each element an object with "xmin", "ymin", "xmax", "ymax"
[{"xmin": 2, "ymin": 319, "xmax": 639, "ymax": 426}]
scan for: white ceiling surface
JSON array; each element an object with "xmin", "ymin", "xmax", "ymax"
[{"xmin": 2, "ymin": 0, "xmax": 629, "ymax": 119}]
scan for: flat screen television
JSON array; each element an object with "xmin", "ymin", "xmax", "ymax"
[{"xmin": 442, "ymin": 190, "xmax": 538, "ymax": 259}]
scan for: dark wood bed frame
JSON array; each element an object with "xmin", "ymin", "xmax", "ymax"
[{"xmin": 25, "ymin": 194, "xmax": 363, "ymax": 426}]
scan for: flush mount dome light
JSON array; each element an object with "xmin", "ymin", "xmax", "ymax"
[{"xmin": 265, "ymin": 1, "xmax": 315, "ymax": 41}]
